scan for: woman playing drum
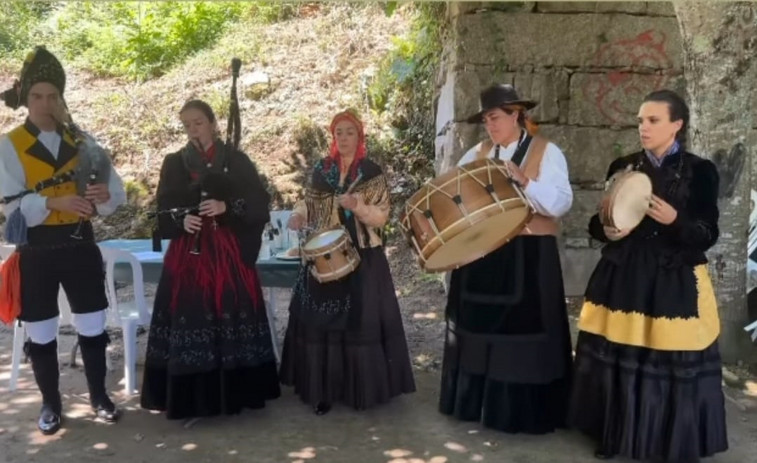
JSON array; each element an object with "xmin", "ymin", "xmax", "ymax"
[
  {"xmin": 571, "ymin": 89, "xmax": 727, "ymax": 462},
  {"xmin": 281, "ymin": 110, "xmax": 415, "ymax": 415},
  {"xmin": 439, "ymin": 84, "xmax": 574, "ymax": 434}
]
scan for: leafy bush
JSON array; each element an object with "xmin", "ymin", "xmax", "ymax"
[
  {"xmin": 366, "ymin": 3, "xmax": 446, "ymax": 191},
  {"xmin": 0, "ymin": 1, "xmax": 56, "ymax": 64},
  {"xmin": 0, "ymin": 1, "xmax": 303, "ymax": 80},
  {"xmin": 50, "ymin": 1, "xmax": 247, "ymax": 80},
  {"xmin": 242, "ymin": 1, "xmax": 300, "ymax": 24}
]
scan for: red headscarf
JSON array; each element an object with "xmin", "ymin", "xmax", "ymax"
[{"xmin": 326, "ymin": 110, "xmax": 366, "ymax": 180}]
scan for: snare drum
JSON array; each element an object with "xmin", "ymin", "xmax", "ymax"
[
  {"xmin": 601, "ymin": 169, "xmax": 653, "ymax": 232},
  {"xmin": 399, "ymin": 158, "xmax": 532, "ymax": 272},
  {"xmin": 301, "ymin": 226, "xmax": 361, "ymax": 283}
]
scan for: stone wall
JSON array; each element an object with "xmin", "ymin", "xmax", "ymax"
[{"xmin": 434, "ymin": 2, "xmax": 686, "ymax": 296}]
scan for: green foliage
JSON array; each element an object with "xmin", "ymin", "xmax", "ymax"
[
  {"xmin": 0, "ymin": 1, "xmax": 297, "ymax": 80},
  {"xmin": 366, "ymin": 3, "xmax": 447, "ymax": 189},
  {"xmin": 204, "ymin": 88, "xmax": 231, "ymax": 121},
  {"xmin": 0, "ymin": 1, "xmax": 56, "ymax": 62},
  {"xmin": 51, "ymin": 1, "xmax": 246, "ymax": 80},
  {"xmin": 123, "ymin": 179, "xmax": 150, "ymax": 207},
  {"xmin": 383, "ymin": 2, "xmax": 399, "ymax": 17},
  {"xmin": 242, "ymin": 1, "xmax": 299, "ymax": 24}
]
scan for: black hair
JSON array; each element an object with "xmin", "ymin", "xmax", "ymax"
[{"xmin": 642, "ymin": 89, "xmax": 690, "ymax": 149}]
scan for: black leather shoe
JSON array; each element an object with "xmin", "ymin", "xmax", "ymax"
[
  {"xmin": 28, "ymin": 340, "xmax": 62, "ymax": 435},
  {"xmin": 38, "ymin": 404, "xmax": 61, "ymax": 435},
  {"xmin": 79, "ymin": 332, "xmax": 120, "ymax": 423},
  {"xmin": 313, "ymin": 402, "xmax": 331, "ymax": 416},
  {"xmin": 93, "ymin": 397, "xmax": 120, "ymax": 423}
]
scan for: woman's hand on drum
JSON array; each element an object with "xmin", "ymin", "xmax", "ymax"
[
  {"xmin": 199, "ymin": 199, "xmax": 226, "ymax": 217},
  {"xmin": 288, "ymin": 213, "xmax": 305, "ymax": 231},
  {"xmin": 504, "ymin": 161, "xmax": 529, "ymax": 188},
  {"xmin": 603, "ymin": 226, "xmax": 630, "ymax": 241},
  {"xmin": 337, "ymin": 193, "xmax": 359, "ymax": 211},
  {"xmin": 184, "ymin": 214, "xmax": 203, "ymax": 234},
  {"xmin": 647, "ymin": 194, "xmax": 678, "ymax": 225}
]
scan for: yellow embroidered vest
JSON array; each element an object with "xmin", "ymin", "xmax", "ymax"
[{"xmin": 7, "ymin": 122, "xmax": 81, "ymax": 226}]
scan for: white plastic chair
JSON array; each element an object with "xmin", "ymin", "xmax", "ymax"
[
  {"xmin": 98, "ymin": 245, "xmax": 151, "ymax": 396},
  {"xmin": 1, "ymin": 244, "xmax": 25, "ymax": 393}
]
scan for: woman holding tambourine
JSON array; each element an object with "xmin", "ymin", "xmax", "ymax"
[{"xmin": 571, "ymin": 89, "xmax": 727, "ymax": 462}]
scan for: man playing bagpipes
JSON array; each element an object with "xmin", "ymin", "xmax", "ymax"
[{"xmin": 0, "ymin": 46, "xmax": 126, "ymax": 435}]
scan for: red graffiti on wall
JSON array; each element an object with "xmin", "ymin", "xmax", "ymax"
[{"xmin": 583, "ymin": 30, "xmax": 673, "ymax": 124}]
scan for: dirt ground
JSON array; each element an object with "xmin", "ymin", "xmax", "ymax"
[{"xmin": 1, "ymin": 239, "xmax": 757, "ymax": 463}]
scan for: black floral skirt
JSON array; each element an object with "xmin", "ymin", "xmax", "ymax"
[{"xmin": 140, "ymin": 233, "xmax": 280, "ymax": 419}]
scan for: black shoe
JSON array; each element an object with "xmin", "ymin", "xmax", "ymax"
[
  {"xmin": 28, "ymin": 340, "xmax": 62, "ymax": 435},
  {"xmin": 314, "ymin": 402, "xmax": 331, "ymax": 416},
  {"xmin": 38, "ymin": 404, "xmax": 62, "ymax": 435},
  {"xmin": 594, "ymin": 448, "xmax": 615, "ymax": 460},
  {"xmin": 79, "ymin": 333, "xmax": 120, "ymax": 423},
  {"xmin": 93, "ymin": 396, "xmax": 121, "ymax": 423}
]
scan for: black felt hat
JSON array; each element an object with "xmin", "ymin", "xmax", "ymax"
[{"xmin": 466, "ymin": 83, "xmax": 536, "ymax": 124}]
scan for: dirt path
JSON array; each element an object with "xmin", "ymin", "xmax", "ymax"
[
  {"xmin": 1, "ymin": 355, "xmax": 756, "ymax": 463},
  {"xmin": 2, "ymin": 310, "xmax": 756, "ymax": 462},
  {"xmin": 1, "ymin": 237, "xmax": 756, "ymax": 462}
]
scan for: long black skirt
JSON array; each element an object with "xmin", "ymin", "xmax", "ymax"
[
  {"xmin": 570, "ymin": 331, "xmax": 728, "ymax": 462},
  {"xmin": 439, "ymin": 235, "xmax": 573, "ymax": 434},
  {"xmin": 140, "ymin": 232, "xmax": 280, "ymax": 420},
  {"xmin": 571, "ymin": 238, "xmax": 727, "ymax": 462},
  {"xmin": 279, "ymin": 247, "xmax": 416, "ymax": 410}
]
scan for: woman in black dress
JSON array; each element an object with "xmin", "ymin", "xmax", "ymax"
[
  {"xmin": 570, "ymin": 89, "xmax": 728, "ymax": 462},
  {"xmin": 141, "ymin": 100, "xmax": 280, "ymax": 420},
  {"xmin": 438, "ymin": 84, "xmax": 574, "ymax": 435},
  {"xmin": 280, "ymin": 109, "xmax": 415, "ymax": 415}
]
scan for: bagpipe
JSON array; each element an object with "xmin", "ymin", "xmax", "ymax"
[{"xmin": 56, "ymin": 102, "xmax": 113, "ymax": 239}]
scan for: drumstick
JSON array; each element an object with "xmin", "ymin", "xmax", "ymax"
[
  {"xmin": 337, "ymin": 174, "xmax": 364, "ymax": 213},
  {"xmin": 345, "ymin": 173, "xmax": 363, "ymax": 195}
]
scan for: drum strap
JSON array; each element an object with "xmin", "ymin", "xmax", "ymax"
[
  {"xmin": 521, "ymin": 136, "xmax": 548, "ymax": 180},
  {"xmin": 475, "ymin": 132, "xmax": 536, "ymax": 168},
  {"xmin": 510, "ymin": 135, "xmax": 532, "ymax": 167},
  {"xmin": 519, "ymin": 136, "xmax": 558, "ymax": 236}
]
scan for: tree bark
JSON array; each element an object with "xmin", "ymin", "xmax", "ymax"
[{"xmin": 674, "ymin": 1, "xmax": 757, "ymax": 361}]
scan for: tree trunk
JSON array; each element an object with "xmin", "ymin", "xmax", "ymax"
[{"xmin": 674, "ymin": 2, "xmax": 757, "ymax": 361}]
